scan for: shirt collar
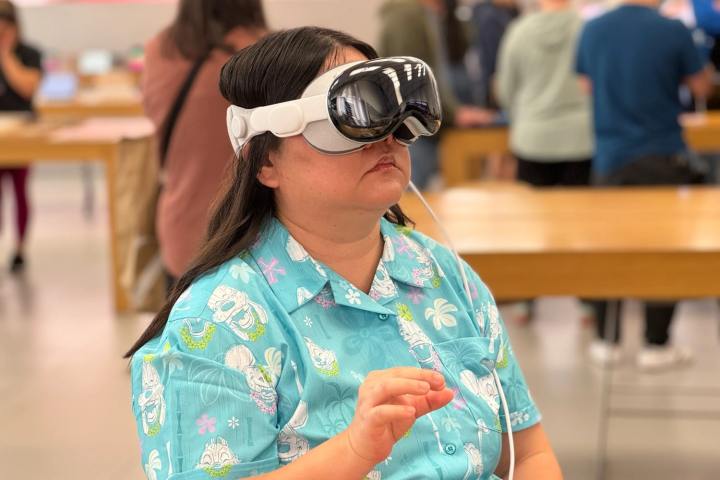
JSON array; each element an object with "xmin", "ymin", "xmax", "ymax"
[
  {"xmin": 249, "ymin": 217, "xmax": 443, "ymax": 315},
  {"xmin": 379, "ymin": 219, "xmax": 445, "ymax": 290}
]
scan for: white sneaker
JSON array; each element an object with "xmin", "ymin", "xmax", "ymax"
[
  {"xmin": 589, "ymin": 340, "xmax": 623, "ymax": 367},
  {"xmin": 637, "ymin": 345, "xmax": 693, "ymax": 371}
]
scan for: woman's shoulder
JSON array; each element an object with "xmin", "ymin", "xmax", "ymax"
[
  {"xmin": 167, "ymin": 254, "xmax": 274, "ymax": 323},
  {"xmin": 130, "ymin": 255, "xmax": 288, "ymax": 368}
]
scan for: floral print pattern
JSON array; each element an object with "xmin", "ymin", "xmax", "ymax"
[{"xmin": 131, "ymin": 217, "xmax": 539, "ymax": 480}]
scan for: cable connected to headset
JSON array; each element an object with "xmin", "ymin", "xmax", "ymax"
[{"xmin": 407, "ymin": 181, "xmax": 515, "ymax": 480}]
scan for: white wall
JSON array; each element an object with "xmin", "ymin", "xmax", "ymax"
[{"xmin": 16, "ymin": 1, "xmax": 386, "ymax": 56}]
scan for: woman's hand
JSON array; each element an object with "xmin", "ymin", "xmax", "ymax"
[{"xmin": 345, "ymin": 367, "xmax": 454, "ymax": 464}]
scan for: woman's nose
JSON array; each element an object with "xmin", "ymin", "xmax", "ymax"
[{"xmin": 364, "ymin": 135, "xmax": 400, "ymax": 150}]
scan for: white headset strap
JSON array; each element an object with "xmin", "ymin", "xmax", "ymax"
[{"xmin": 227, "ymin": 94, "xmax": 328, "ymax": 152}]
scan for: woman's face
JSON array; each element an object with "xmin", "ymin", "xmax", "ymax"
[{"xmin": 258, "ymin": 48, "xmax": 412, "ymax": 220}]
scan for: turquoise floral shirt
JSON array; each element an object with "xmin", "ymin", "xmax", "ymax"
[{"xmin": 131, "ymin": 217, "xmax": 541, "ymax": 480}]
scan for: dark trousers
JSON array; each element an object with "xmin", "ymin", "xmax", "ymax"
[
  {"xmin": 516, "ymin": 156, "xmax": 592, "ymax": 186},
  {"xmin": 0, "ymin": 167, "xmax": 31, "ymax": 245},
  {"xmin": 591, "ymin": 300, "xmax": 676, "ymax": 346},
  {"xmin": 592, "ymin": 152, "xmax": 708, "ymax": 346}
]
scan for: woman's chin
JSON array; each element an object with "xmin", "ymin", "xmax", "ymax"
[{"xmin": 364, "ymin": 184, "xmax": 407, "ymax": 211}]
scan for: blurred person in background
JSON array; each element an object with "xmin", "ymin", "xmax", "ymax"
[
  {"xmin": 143, "ymin": 0, "xmax": 267, "ymax": 290},
  {"xmin": 693, "ymin": 0, "xmax": 720, "ymax": 78},
  {"xmin": 496, "ymin": 0, "xmax": 593, "ymax": 191},
  {"xmin": 577, "ymin": 0, "xmax": 714, "ymax": 370},
  {"xmin": 468, "ymin": 0, "xmax": 518, "ymax": 108},
  {"xmin": 691, "ymin": 0, "xmax": 720, "ymax": 34},
  {"xmin": 443, "ymin": 0, "xmax": 474, "ymax": 104},
  {"xmin": 0, "ymin": 0, "xmax": 41, "ymax": 274},
  {"xmin": 379, "ymin": 0, "xmax": 497, "ymax": 189},
  {"xmin": 495, "ymin": 0, "xmax": 594, "ymax": 325}
]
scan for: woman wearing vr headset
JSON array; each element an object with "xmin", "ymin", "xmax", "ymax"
[{"xmin": 126, "ymin": 27, "xmax": 561, "ymax": 480}]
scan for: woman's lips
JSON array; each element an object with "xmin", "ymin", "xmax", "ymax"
[{"xmin": 368, "ymin": 155, "xmax": 397, "ymax": 173}]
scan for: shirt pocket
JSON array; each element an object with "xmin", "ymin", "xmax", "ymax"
[{"xmin": 434, "ymin": 336, "xmax": 503, "ymax": 433}]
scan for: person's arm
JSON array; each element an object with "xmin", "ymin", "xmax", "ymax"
[
  {"xmin": 0, "ymin": 26, "xmax": 41, "ymax": 101},
  {"xmin": 251, "ymin": 431, "xmax": 374, "ymax": 479},
  {"xmin": 676, "ymin": 20, "xmax": 714, "ymax": 99},
  {"xmin": 494, "ymin": 423, "xmax": 563, "ymax": 480},
  {"xmin": 255, "ymin": 368, "xmax": 454, "ymax": 480},
  {"xmin": 578, "ymin": 74, "xmax": 592, "ymax": 95},
  {"xmin": 685, "ymin": 64, "xmax": 714, "ymax": 99}
]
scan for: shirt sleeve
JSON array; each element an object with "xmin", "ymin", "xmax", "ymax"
[
  {"xmin": 462, "ymin": 261, "xmax": 542, "ymax": 433},
  {"xmin": 675, "ymin": 21, "xmax": 704, "ymax": 77},
  {"xmin": 131, "ymin": 281, "xmax": 297, "ymax": 479},
  {"xmin": 494, "ymin": 22, "xmax": 518, "ymax": 114}
]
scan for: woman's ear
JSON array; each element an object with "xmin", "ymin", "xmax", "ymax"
[{"xmin": 256, "ymin": 149, "xmax": 281, "ymax": 189}]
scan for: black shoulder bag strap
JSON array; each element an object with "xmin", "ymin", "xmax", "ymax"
[{"xmin": 159, "ymin": 54, "xmax": 208, "ymax": 167}]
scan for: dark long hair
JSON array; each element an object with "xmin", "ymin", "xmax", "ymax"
[
  {"xmin": 163, "ymin": 0, "xmax": 267, "ymax": 60},
  {"xmin": 125, "ymin": 27, "xmax": 412, "ymax": 358}
]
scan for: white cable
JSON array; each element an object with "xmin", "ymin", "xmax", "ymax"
[
  {"xmin": 407, "ymin": 182, "xmax": 472, "ymax": 301},
  {"xmin": 494, "ymin": 370, "xmax": 515, "ymax": 480},
  {"xmin": 408, "ymin": 181, "xmax": 515, "ymax": 480}
]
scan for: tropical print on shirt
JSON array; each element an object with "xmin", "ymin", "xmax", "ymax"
[{"xmin": 131, "ymin": 217, "xmax": 541, "ymax": 479}]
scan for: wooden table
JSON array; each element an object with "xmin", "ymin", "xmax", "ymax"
[
  {"xmin": 0, "ymin": 116, "xmax": 155, "ymax": 312},
  {"xmin": 403, "ymin": 184, "xmax": 720, "ymax": 479},
  {"xmin": 440, "ymin": 112, "xmax": 720, "ymax": 187},
  {"xmin": 401, "ymin": 184, "xmax": 720, "ymax": 300},
  {"xmin": 35, "ymin": 70, "xmax": 144, "ymax": 120},
  {"xmin": 36, "ymin": 98, "xmax": 144, "ymax": 118}
]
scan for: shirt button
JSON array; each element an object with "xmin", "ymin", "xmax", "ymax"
[
  {"xmin": 378, "ymin": 313, "xmax": 389, "ymax": 321},
  {"xmin": 444, "ymin": 443, "xmax": 457, "ymax": 455}
]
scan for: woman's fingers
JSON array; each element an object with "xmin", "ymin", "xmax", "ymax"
[
  {"xmin": 359, "ymin": 378, "xmax": 431, "ymax": 408},
  {"xmin": 367, "ymin": 367, "xmax": 446, "ymax": 390},
  {"xmin": 365, "ymin": 404, "xmax": 416, "ymax": 428},
  {"xmin": 405, "ymin": 387, "xmax": 455, "ymax": 417},
  {"xmin": 348, "ymin": 368, "xmax": 451, "ymax": 464}
]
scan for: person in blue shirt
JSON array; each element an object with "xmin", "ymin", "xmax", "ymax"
[
  {"xmin": 576, "ymin": 0, "xmax": 713, "ymax": 370},
  {"xmin": 125, "ymin": 27, "xmax": 561, "ymax": 480},
  {"xmin": 693, "ymin": 0, "xmax": 720, "ymax": 34}
]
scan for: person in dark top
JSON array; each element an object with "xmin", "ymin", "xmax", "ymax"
[
  {"xmin": 468, "ymin": 0, "xmax": 518, "ymax": 107},
  {"xmin": 576, "ymin": 0, "xmax": 713, "ymax": 370},
  {"xmin": 0, "ymin": 0, "xmax": 42, "ymax": 273}
]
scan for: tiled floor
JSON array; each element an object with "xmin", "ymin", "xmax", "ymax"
[{"xmin": 1, "ymin": 166, "xmax": 718, "ymax": 479}]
